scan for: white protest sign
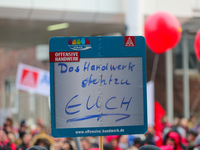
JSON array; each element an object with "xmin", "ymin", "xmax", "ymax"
[
  {"xmin": 49, "ymin": 36, "xmax": 147, "ymax": 137},
  {"xmin": 16, "ymin": 63, "xmax": 50, "ymax": 96},
  {"xmin": 54, "ymin": 58, "xmax": 143, "ymax": 128}
]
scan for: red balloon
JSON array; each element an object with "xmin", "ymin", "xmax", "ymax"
[
  {"xmin": 144, "ymin": 11, "xmax": 182, "ymax": 54},
  {"xmin": 194, "ymin": 29, "xmax": 200, "ymax": 62}
]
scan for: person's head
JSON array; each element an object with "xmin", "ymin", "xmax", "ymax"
[
  {"xmin": 5, "ymin": 118, "xmax": 13, "ymax": 126},
  {"xmin": 20, "ymin": 120, "xmax": 27, "ymax": 131},
  {"xmin": 189, "ymin": 116, "xmax": 196, "ymax": 123},
  {"xmin": 0, "ymin": 130, "xmax": 7, "ymax": 142},
  {"xmin": 164, "ymin": 132, "xmax": 182, "ymax": 150},
  {"xmin": 23, "ymin": 133, "xmax": 32, "ymax": 145},
  {"xmin": 30, "ymin": 133, "xmax": 53, "ymax": 150},
  {"xmin": 62, "ymin": 141, "xmax": 73, "ymax": 150},
  {"xmin": 106, "ymin": 135, "xmax": 120, "ymax": 148},
  {"xmin": 53, "ymin": 138, "xmax": 64, "ymax": 150},
  {"xmin": 103, "ymin": 143, "xmax": 113, "ymax": 150},
  {"xmin": 173, "ymin": 117, "xmax": 180, "ymax": 127},
  {"xmin": 81, "ymin": 138, "xmax": 91, "ymax": 150},
  {"xmin": 119, "ymin": 135, "xmax": 128, "ymax": 144},
  {"xmin": 37, "ymin": 118, "xmax": 44, "ymax": 127},
  {"xmin": 147, "ymin": 126, "xmax": 155, "ymax": 134},
  {"xmin": 187, "ymin": 131, "xmax": 198, "ymax": 142},
  {"xmin": 3, "ymin": 118, "xmax": 13, "ymax": 133},
  {"xmin": 34, "ymin": 138, "xmax": 51, "ymax": 150},
  {"xmin": 7, "ymin": 132, "xmax": 16, "ymax": 143},
  {"xmin": 162, "ymin": 115, "xmax": 168, "ymax": 124},
  {"xmin": 19, "ymin": 120, "xmax": 28, "ymax": 139},
  {"xmin": 166, "ymin": 137, "xmax": 175, "ymax": 147},
  {"xmin": 3, "ymin": 124, "xmax": 12, "ymax": 133},
  {"xmin": 134, "ymin": 138, "xmax": 141, "ymax": 148},
  {"xmin": 36, "ymin": 124, "xmax": 43, "ymax": 133},
  {"xmin": 180, "ymin": 118, "xmax": 188, "ymax": 128}
]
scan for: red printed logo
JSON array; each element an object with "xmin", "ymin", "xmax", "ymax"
[
  {"xmin": 125, "ymin": 36, "xmax": 135, "ymax": 47},
  {"xmin": 20, "ymin": 69, "xmax": 39, "ymax": 88}
]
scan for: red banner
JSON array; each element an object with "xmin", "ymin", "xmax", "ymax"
[{"xmin": 49, "ymin": 52, "xmax": 80, "ymax": 62}]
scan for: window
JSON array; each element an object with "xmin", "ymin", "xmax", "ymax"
[
  {"xmin": 174, "ymin": 37, "xmax": 199, "ymax": 75},
  {"xmin": 4, "ymin": 78, "xmax": 19, "ymax": 114}
]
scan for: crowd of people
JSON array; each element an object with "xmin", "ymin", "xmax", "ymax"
[{"xmin": 1, "ymin": 116, "xmax": 200, "ymax": 150}]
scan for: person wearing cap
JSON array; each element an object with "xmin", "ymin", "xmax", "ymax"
[
  {"xmin": 160, "ymin": 131, "xmax": 185, "ymax": 150},
  {"xmin": 106, "ymin": 136, "xmax": 122, "ymax": 150},
  {"xmin": 29, "ymin": 133, "xmax": 53, "ymax": 150},
  {"xmin": 19, "ymin": 120, "xmax": 27, "ymax": 140},
  {"xmin": 127, "ymin": 137, "xmax": 142, "ymax": 150}
]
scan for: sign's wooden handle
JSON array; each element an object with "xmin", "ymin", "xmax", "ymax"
[{"xmin": 99, "ymin": 136, "xmax": 103, "ymax": 150}]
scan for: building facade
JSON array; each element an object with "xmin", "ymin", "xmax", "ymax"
[{"xmin": 0, "ymin": 0, "xmax": 200, "ymax": 126}]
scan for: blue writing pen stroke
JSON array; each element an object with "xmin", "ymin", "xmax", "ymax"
[
  {"xmin": 58, "ymin": 63, "xmax": 80, "ymax": 73},
  {"xmin": 65, "ymin": 95, "xmax": 81, "ymax": 115},
  {"xmin": 81, "ymin": 74, "xmax": 131, "ymax": 88},
  {"xmin": 66, "ymin": 113, "xmax": 130, "ymax": 123},
  {"xmin": 83, "ymin": 61, "xmax": 134, "ymax": 72}
]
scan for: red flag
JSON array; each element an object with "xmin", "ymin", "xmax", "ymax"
[
  {"xmin": 154, "ymin": 101, "xmax": 166, "ymax": 132},
  {"xmin": 154, "ymin": 101, "xmax": 166, "ymax": 147}
]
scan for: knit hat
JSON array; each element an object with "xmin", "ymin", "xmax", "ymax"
[
  {"xmin": 106, "ymin": 135, "xmax": 120, "ymax": 143},
  {"xmin": 139, "ymin": 145, "xmax": 161, "ymax": 150}
]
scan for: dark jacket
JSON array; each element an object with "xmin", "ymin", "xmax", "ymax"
[
  {"xmin": 17, "ymin": 143, "xmax": 28, "ymax": 150},
  {"xmin": 0, "ymin": 138, "xmax": 12, "ymax": 150}
]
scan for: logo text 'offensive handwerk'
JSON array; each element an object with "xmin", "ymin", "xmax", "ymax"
[{"xmin": 68, "ymin": 38, "xmax": 92, "ymax": 51}]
